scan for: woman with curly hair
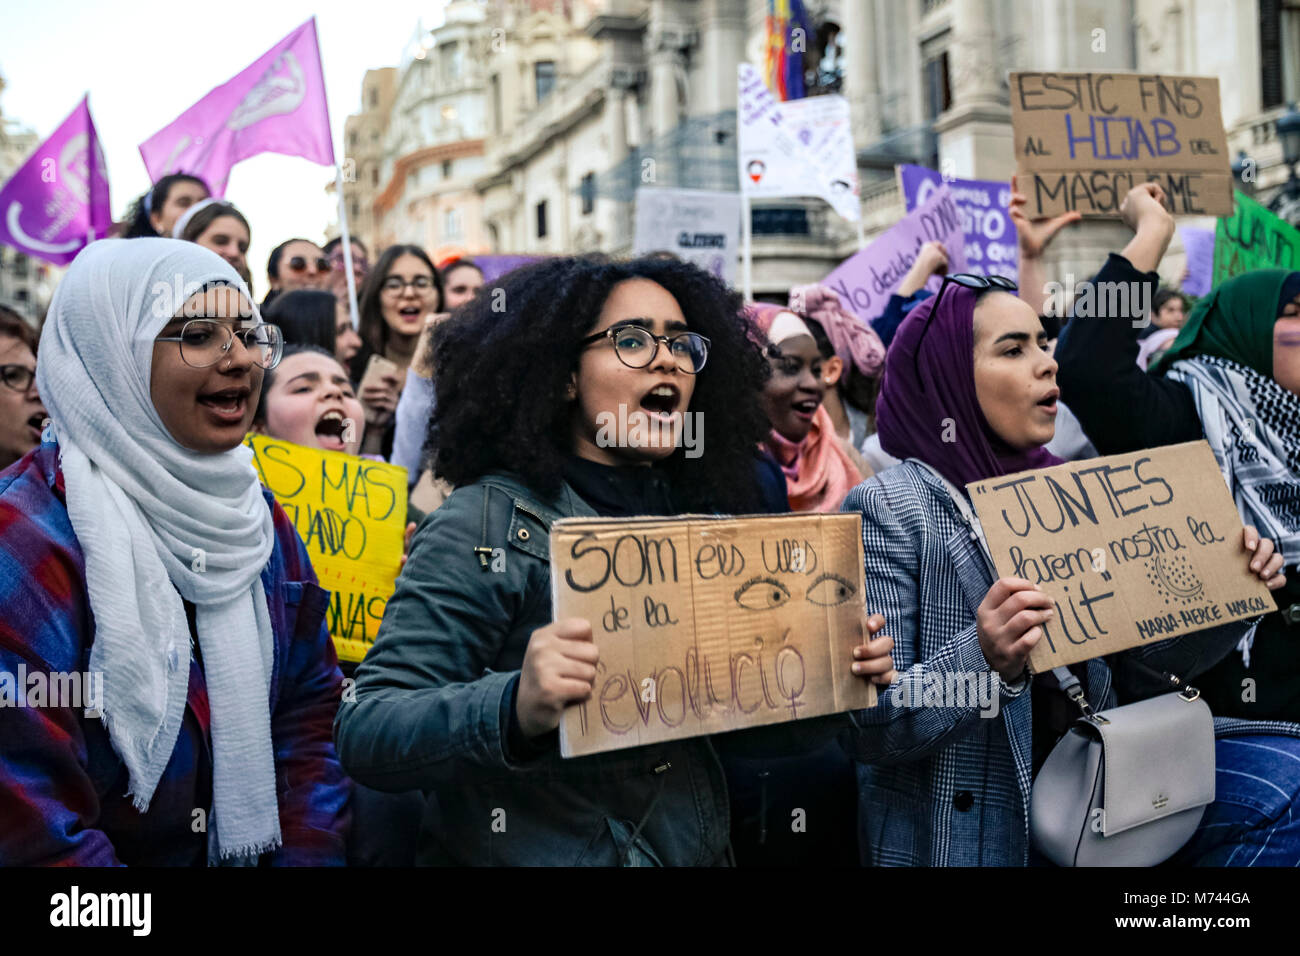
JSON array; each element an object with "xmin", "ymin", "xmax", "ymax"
[{"xmin": 334, "ymin": 255, "xmax": 896, "ymax": 865}]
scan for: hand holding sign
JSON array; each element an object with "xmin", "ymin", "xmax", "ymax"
[
  {"xmin": 1009, "ymin": 174, "xmax": 1082, "ymax": 259},
  {"xmin": 977, "ymin": 578, "xmax": 1054, "ymax": 682},
  {"xmin": 517, "ymin": 618, "xmax": 600, "ymax": 739},
  {"xmin": 852, "ymin": 612, "xmax": 898, "ymax": 685},
  {"xmin": 1243, "ymin": 525, "xmax": 1288, "ymax": 590}
]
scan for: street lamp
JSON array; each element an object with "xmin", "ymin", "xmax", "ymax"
[{"xmin": 1270, "ymin": 103, "xmax": 1300, "ymax": 221}]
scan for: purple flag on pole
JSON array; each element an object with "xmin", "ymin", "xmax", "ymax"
[
  {"xmin": 0, "ymin": 96, "xmax": 112, "ymax": 266},
  {"xmin": 139, "ymin": 18, "xmax": 335, "ymax": 196}
]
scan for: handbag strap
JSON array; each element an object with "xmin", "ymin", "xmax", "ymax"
[{"xmin": 1053, "ymin": 657, "xmax": 1202, "ymax": 728}]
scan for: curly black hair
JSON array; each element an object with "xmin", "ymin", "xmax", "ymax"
[{"xmin": 428, "ymin": 255, "xmax": 773, "ymax": 514}]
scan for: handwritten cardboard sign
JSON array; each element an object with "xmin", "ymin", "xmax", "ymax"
[
  {"xmin": 967, "ymin": 441, "xmax": 1274, "ymax": 670},
  {"xmin": 551, "ymin": 513, "xmax": 875, "ymax": 757},
  {"xmin": 1010, "ymin": 72, "xmax": 1232, "ymax": 218},
  {"xmin": 821, "ymin": 184, "xmax": 968, "ymax": 324},
  {"xmin": 1213, "ymin": 189, "xmax": 1300, "ymax": 286},
  {"xmin": 245, "ymin": 434, "xmax": 408, "ymax": 664}
]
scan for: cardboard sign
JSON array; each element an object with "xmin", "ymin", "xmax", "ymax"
[
  {"xmin": 633, "ymin": 187, "xmax": 741, "ymax": 284},
  {"xmin": 821, "ymin": 184, "xmax": 968, "ymax": 324},
  {"xmin": 967, "ymin": 442, "xmax": 1274, "ymax": 671},
  {"xmin": 899, "ymin": 164, "xmax": 1018, "ymax": 282},
  {"xmin": 551, "ymin": 513, "xmax": 875, "ymax": 757},
  {"xmin": 245, "ymin": 434, "xmax": 408, "ymax": 664},
  {"xmin": 1213, "ymin": 189, "xmax": 1300, "ymax": 286},
  {"xmin": 1009, "ymin": 72, "xmax": 1232, "ymax": 218}
]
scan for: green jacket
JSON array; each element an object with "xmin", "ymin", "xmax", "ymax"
[{"xmin": 334, "ymin": 471, "xmax": 836, "ymax": 865}]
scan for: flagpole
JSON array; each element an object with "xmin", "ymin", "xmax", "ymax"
[
  {"xmin": 741, "ymin": 193, "xmax": 753, "ymax": 301},
  {"xmin": 335, "ymin": 164, "xmax": 360, "ymax": 330}
]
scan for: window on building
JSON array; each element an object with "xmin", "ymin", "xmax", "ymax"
[
  {"xmin": 444, "ymin": 208, "xmax": 462, "ymax": 240},
  {"xmin": 369, "ymin": 87, "xmax": 378, "ymax": 109},
  {"xmin": 372, "ymin": 167, "xmax": 379, "ymax": 186},
  {"xmin": 922, "ymin": 48, "xmax": 951, "ymax": 121},
  {"xmin": 349, "ymin": 131, "xmax": 358, "ymax": 149},
  {"xmin": 751, "ymin": 207, "xmax": 810, "ymax": 236},
  {"xmin": 806, "ymin": 18, "xmax": 845, "ymax": 96},
  {"xmin": 1262, "ymin": 0, "xmax": 1300, "ymax": 108},
  {"xmin": 352, "ymin": 200, "xmax": 360, "ymax": 219},
  {"xmin": 536, "ymin": 200, "xmax": 548, "ymax": 238},
  {"xmin": 535, "ymin": 60, "xmax": 556, "ymax": 104},
  {"xmin": 443, "ymin": 160, "xmax": 453, "ymax": 178},
  {"xmin": 580, "ymin": 172, "xmax": 595, "ymax": 215}
]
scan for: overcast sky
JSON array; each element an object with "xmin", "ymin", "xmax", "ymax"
[{"xmin": 0, "ymin": 0, "xmax": 445, "ymax": 287}]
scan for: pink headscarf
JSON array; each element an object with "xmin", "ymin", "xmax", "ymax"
[{"xmin": 789, "ymin": 283, "xmax": 885, "ymax": 376}]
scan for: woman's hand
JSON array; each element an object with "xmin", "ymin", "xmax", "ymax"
[
  {"xmin": 977, "ymin": 577, "xmax": 1054, "ymax": 683},
  {"xmin": 1243, "ymin": 525, "xmax": 1288, "ymax": 590},
  {"xmin": 852, "ymin": 612, "xmax": 898, "ymax": 686},
  {"xmin": 897, "ymin": 240, "xmax": 950, "ymax": 297},
  {"xmin": 516, "ymin": 618, "xmax": 600, "ymax": 738},
  {"xmin": 1009, "ymin": 174, "xmax": 1082, "ymax": 259},
  {"xmin": 360, "ymin": 372, "xmax": 400, "ymax": 428},
  {"xmin": 398, "ymin": 521, "xmax": 417, "ymax": 568},
  {"xmin": 1117, "ymin": 182, "xmax": 1177, "ymax": 274}
]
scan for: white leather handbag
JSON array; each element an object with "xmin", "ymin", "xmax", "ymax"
[{"xmin": 1030, "ymin": 666, "xmax": 1215, "ymax": 867}]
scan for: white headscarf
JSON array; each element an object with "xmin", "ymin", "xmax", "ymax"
[{"xmin": 37, "ymin": 238, "xmax": 280, "ymax": 861}]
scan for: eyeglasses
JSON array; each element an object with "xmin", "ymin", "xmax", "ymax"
[
  {"xmin": 0, "ymin": 364, "xmax": 36, "ymax": 392},
  {"xmin": 156, "ymin": 319, "xmax": 284, "ymax": 369},
  {"xmin": 579, "ymin": 325, "xmax": 710, "ymax": 374},
  {"xmin": 287, "ymin": 256, "xmax": 331, "ymax": 274},
  {"xmin": 912, "ymin": 272, "xmax": 1018, "ymax": 391},
  {"xmin": 381, "ymin": 276, "xmax": 434, "ymax": 293}
]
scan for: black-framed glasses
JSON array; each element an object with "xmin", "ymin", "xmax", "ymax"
[
  {"xmin": 288, "ymin": 256, "xmax": 330, "ymax": 274},
  {"xmin": 913, "ymin": 272, "xmax": 1018, "ymax": 390},
  {"xmin": 155, "ymin": 319, "xmax": 284, "ymax": 369},
  {"xmin": 579, "ymin": 325, "xmax": 711, "ymax": 374},
  {"xmin": 381, "ymin": 275, "xmax": 434, "ymax": 293},
  {"xmin": 1, "ymin": 364, "xmax": 36, "ymax": 393}
]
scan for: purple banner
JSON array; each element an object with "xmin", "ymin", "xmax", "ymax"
[
  {"xmin": 1179, "ymin": 227, "xmax": 1215, "ymax": 298},
  {"xmin": 0, "ymin": 96, "xmax": 112, "ymax": 266},
  {"xmin": 898, "ymin": 164, "xmax": 1017, "ymax": 283},
  {"xmin": 822, "ymin": 185, "xmax": 968, "ymax": 324},
  {"xmin": 139, "ymin": 18, "xmax": 334, "ymax": 196}
]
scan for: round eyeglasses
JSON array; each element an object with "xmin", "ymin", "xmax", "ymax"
[
  {"xmin": 156, "ymin": 319, "xmax": 284, "ymax": 370},
  {"xmin": 1, "ymin": 364, "xmax": 36, "ymax": 392},
  {"xmin": 579, "ymin": 325, "xmax": 710, "ymax": 374}
]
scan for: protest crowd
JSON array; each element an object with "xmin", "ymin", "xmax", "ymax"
[{"xmin": 3, "ymin": 12, "xmax": 1300, "ymax": 873}]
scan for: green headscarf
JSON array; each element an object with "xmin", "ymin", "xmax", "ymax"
[{"xmin": 1151, "ymin": 269, "xmax": 1292, "ymax": 377}]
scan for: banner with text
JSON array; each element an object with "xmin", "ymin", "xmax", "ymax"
[
  {"xmin": 1213, "ymin": 189, "xmax": 1300, "ymax": 286},
  {"xmin": 1009, "ymin": 72, "xmax": 1232, "ymax": 218},
  {"xmin": 898, "ymin": 164, "xmax": 1018, "ymax": 282},
  {"xmin": 245, "ymin": 434, "xmax": 407, "ymax": 664},
  {"xmin": 821, "ymin": 184, "xmax": 968, "ymax": 324},
  {"xmin": 633, "ymin": 188, "xmax": 741, "ymax": 284},
  {"xmin": 552, "ymin": 513, "xmax": 875, "ymax": 757},
  {"xmin": 967, "ymin": 441, "xmax": 1273, "ymax": 671},
  {"xmin": 738, "ymin": 63, "xmax": 861, "ymax": 222}
]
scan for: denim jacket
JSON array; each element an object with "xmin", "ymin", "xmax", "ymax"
[{"xmin": 334, "ymin": 471, "xmax": 839, "ymax": 866}]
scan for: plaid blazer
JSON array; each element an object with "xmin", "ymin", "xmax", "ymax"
[{"xmin": 840, "ymin": 461, "xmax": 1280, "ymax": 866}]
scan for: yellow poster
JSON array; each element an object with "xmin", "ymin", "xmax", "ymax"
[{"xmin": 245, "ymin": 434, "xmax": 407, "ymax": 664}]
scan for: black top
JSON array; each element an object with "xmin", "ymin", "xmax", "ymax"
[{"xmin": 1054, "ymin": 253, "xmax": 1202, "ymax": 453}]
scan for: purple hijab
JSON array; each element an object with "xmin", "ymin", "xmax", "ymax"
[{"xmin": 876, "ymin": 284, "xmax": 1061, "ymax": 493}]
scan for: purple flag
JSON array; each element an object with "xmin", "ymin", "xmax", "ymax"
[
  {"xmin": 1179, "ymin": 227, "xmax": 1215, "ymax": 298},
  {"xmin": 139, "ymin": 18, "xmax": 334, "ymax": 196},
  {"xmin": 0, "ymin": 96, "xmax": 111, "ymax": 266},
  {"xmin": 822, "ymin": 185, "xmax": 969, "ymax": 324}
]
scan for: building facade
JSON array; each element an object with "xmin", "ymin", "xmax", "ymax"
[{"xmin": 341, "ymin": 0, "xmax": 1300, "ymax": 294}]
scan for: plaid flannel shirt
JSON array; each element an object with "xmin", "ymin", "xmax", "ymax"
[{"xmin": 0, "ymin": 440, "xmax": 351, "ymax": 865}]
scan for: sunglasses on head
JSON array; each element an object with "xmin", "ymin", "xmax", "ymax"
[
  {"xmin": 913, "ymin": 272, "xmax": 1018, "ymax": 391},
  {"xmin": 287, "ymin": 256, "xmax": 330, "ymax": 274}
]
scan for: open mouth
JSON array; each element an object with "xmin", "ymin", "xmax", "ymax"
[
  {"xmin": 197, "ymin": 386, "xmax": 250, "ymax": 423},
  {"xmin": 791, "ymin": 397, "xmax": 820, "ymax": 421},
  {"xmin": 397, "ymin": 306, "xmax": 422, "ymax": 324},
  {"xmin": 314, "ymin": 409, "xmax": 349, "ymax": 449},
  {"xmin": 1036, "ymin": 388, "xmax": 1060, "ymax": 414},
  {"xmin": 26, "ymin": 412, "xmax": 46, "ymax": 440},
  {"xmin": 640, "ymin": 384, "xmax": 681, "ymax": 419}
]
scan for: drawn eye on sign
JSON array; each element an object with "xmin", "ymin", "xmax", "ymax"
[
  {"xmin": 735, "ymin": 575, "xmax": 790, "ymax": 611},
  {"xmin": 733, "ymin": 571, "xmax": 856, "ymax": 611}
]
